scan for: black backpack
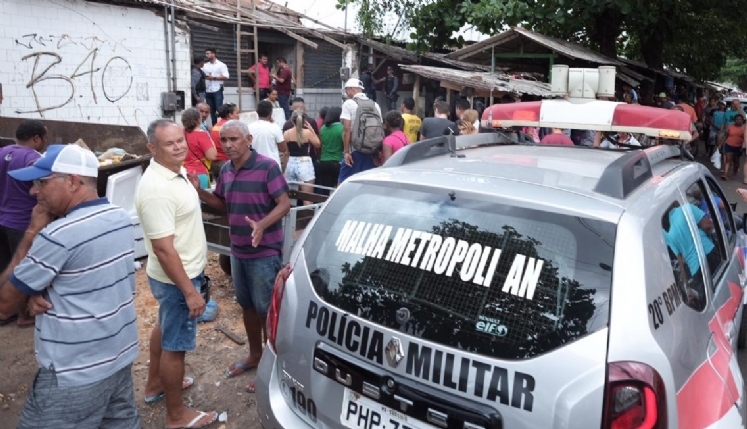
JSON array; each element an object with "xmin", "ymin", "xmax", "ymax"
[{"xmin": 194, "ymin": 66, "xmax": 206, "ymax": 93}]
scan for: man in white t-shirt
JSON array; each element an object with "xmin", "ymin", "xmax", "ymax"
[
  {"xmin": 202, "ymin": 48, "xmax": 229, "ymax": 125},
  {"xmin": 339, "ymin": 78, "xmax": 382, "ymax": 184},
  {"xmin": 249, "ymin": 101, "xmax": 288, "ymax": 167},
  {"xmin": 593, "ymin": 131, "xmax": 641, "ymax": 149}
]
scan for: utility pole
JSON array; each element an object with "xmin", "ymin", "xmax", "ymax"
[{"xmin": 343, "ymin": 0, "xmax": 349, "ymax": 33}]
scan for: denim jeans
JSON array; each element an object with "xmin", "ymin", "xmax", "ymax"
[
  {"xmin": 278, "ymin": 93, "xmax": 291, "ymax": 121},
  {"xmin": 230, "ymin": 254, "xmax": 282, "ymax": 317},
  {"xmin": 205, "ymin": 88, "xmax": 224, "ymax": 125},
  {"xmin": 148, "ymin": 273, "xmax": 204, "ymax": 352}
]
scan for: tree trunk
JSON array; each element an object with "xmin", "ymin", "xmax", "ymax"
[
  {"xmin": 636, "ymin": 31, "xmax": 665, "ymax": 105},
  {"xmin": 639, "ymin": 35, "xmax": 665, "ymax": 70},
  {"xmin": 591, "ymin": 10, "xmax": 622, "ymax": 58}
]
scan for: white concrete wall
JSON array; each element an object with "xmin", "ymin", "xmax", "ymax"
[{"xmin": 0, "ymin": 0, "xmax": 190, "ymax": 133}]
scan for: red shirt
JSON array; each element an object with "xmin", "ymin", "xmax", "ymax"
[
  {"xmin": 184, "ymin": 129, "xmax": 215, "ymax": 175},
  {"xmin": 276, "ymin": 66, "xmax": 292, "ymax": 95},
  {"xmin": 540, "ymin": 133, "xmax": 575, "ymax": 146},
  {"xmin": 210, "ymin": 119, "xmax": 230, "ymax": 161},
  {"xmin": 249, "ymin": 63, "xmax": 271, "ymax": 89},
  {"xmin": 695, "ymin": 99, "xmax": 705, "ymax": 120}
]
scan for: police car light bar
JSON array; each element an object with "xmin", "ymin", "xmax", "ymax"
[{"xmin": 551, "ymin": 65, "xmax": 616, "ymax": 100}]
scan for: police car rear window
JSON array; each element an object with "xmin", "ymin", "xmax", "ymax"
[{"xmin": 303, "ymin": 182, "xmax": 615, "ymax": 360}]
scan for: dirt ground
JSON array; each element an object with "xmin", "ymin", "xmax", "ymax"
[{"xmin": 0, "ymin": 253, "xmax": 263, "ymax": 429}]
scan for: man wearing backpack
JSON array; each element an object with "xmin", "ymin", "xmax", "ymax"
[
  {"xmin": 191, "ymin": 56, "xmax": 207, "ymax": 107},
  {"xmin": 339, "ymin": 78, "xmax": 383, "ymax": 184}
]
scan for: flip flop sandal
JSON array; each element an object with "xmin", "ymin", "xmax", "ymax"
[
  {"xmin": 244, "ymin": 380, "xmax": 256, "ymax": 393},
  {"xmin": 145, "ymin": 377, "xmax": 195, "ymax": 404},
  {"xmin": 0, "ymin": 315, "xmax": 18, "ymax": 326},
  {"xmin": 167, "ymin": 411, "xmax": 219, "ymax": 429},
  {"xmin": 225, "ymin": 362, "xmax": 256, "ymax": 378}
]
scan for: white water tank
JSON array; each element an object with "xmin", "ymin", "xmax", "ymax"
[
  {"xmin": 551, "ymin": 65, "xmax": 569, "ymax": 95},
  {"xmin": 597, "ymin": 66, "xmax": 616, "ymax": 98}
]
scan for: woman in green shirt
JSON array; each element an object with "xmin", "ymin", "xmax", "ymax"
[{"xmin": 318, "ymin": 106, "xmax": 344, "ymax": 190}]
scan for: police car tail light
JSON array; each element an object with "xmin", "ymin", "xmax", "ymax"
[
  {"xmin": 602, "ymin": 361, "xmax": 667, "ymax": 429},
  {"xmin": 266, "ymin": 264, "xmax": 293, "ymax": 352}
]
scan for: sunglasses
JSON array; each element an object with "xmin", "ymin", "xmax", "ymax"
[{"xmin": 33, "ymin": 174, "xmax": 67, "ymax": 188}]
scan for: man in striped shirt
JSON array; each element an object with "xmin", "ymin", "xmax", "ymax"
[
  {"xmin": 0, "ymin": 144, "xmax": 140, "ymax": 429},
  {"xmin": 193, "ymin": 119, "xmax": 290, "ymax": 393}
]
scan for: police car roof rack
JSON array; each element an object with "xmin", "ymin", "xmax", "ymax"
[
  {"xmin": 593, "ymin": 143, "xmax": 687, "ymax": 199},
  {"xmin": 384, "ymin": 131, "xmax": 531, "ymax": 168}
]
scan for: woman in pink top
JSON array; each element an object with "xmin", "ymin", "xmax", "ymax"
[{"xmin": 381, "ymin": 111, "xmax": 409, "ymax": 164}]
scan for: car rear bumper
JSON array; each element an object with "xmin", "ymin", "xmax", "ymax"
[{"xmin": 255, "ymin": 346, "xmax": 312, "ymax": 429}]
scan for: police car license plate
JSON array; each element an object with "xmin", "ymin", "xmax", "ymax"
[{"xmin": 340, "ymin": 388, "xmax": 435, "ymax": 429}]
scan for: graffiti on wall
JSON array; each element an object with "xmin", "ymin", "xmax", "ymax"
[
  {"xmin": 14, "ymin": 33, "xmax": 137, "ymax": 118},
  {"xmin": 16, "ymin": 49, "xmax": 134, "ymax": 117},
  {"xmin": 14, "ymin": 33, "xmax": 131, "ymax": 53}
]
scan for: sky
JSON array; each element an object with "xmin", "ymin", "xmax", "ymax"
[{"xmin": 269, "ymin": 0, "xmax": 489, "ymax": 42}]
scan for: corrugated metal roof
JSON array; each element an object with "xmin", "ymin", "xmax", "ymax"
[
  {"xmin": 354, "ymin": 38, "xmax": 490, "ymax": 72},
  {"xmin": 616, "ymin": 72, "xmax": 638, "ymax": 87},
  {"xmin": 130, "ymin": 0, "xmax": 350, "ymax": 49},
  {"xmin": 399, "ymin": 64, "xmax": 552, "ymax": 97},
  {"xmin": 133, "ymin": 0, "xmax": 299, "ymax": 27},
  {"xmin": 420, "ymin": 52, "xmax": 491, "ymax": 72},
  {"xmin": 356, "ymin": 37, "xmax": 418, "ymax": 62},
  {"xmin": 447, "ymin": 27, "xmax": 623, "ymax": 66},
  {"xmin": 618, "ymin": 66, "xmax": 651, "ymax": 83},
  {"xmin": 618, "ymin": 58, "xmax": 694, "ymax": 82}
]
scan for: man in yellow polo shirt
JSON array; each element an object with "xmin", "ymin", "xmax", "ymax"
[
  {"xmin": 401, "ymin": 96, "xmax": 422, "ymax": 143},
  {"xmin": 136, "ymin": 119, "xmax": 218, "ymax": 429}
]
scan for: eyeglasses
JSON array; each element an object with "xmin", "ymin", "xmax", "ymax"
[{"xmin": 33, "ymin": 174, "xmax": 67, "ymax": 188}]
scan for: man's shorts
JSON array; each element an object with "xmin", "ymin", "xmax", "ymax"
[
  {"xmin": 284, "ymin": 156, "xmax": 315, "ymax": 183},
  {"xmin": 338, "ymin": 151, "xmax": 377, "ymax": 184},
  {"xmin": 149, "ymin": 273, "xmax": 204, "ymax": 352},
  {"xmin": 231, "ymin": 254, "xmax": 282, "ymax": 317},
  {"xmin": 17, "ymin": 364, "xmax": 139, "ymax": 429}
]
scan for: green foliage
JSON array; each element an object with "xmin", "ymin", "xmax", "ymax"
[
  {"xmin": 718, "ymin": 58, "xmax": 747, "ymax": 90},
  {"xmin": 340, "ymin": 0, "xmax": 747, "ymax": 81},
  {"xmin": 336, "ymin": 0, "xmax": 424, "ymax": 40}
]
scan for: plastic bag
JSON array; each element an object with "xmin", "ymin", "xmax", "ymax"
[
  {"xmin": 197, "ymin": 300, "xmax": 219, "ymax": 323},
  {"xmin": 711, "ymin": 148, "xmax": 721, "ymax": 169}
]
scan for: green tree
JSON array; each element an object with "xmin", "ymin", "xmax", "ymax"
[
  {"xmin": 339, "ymin": 0, "xmax": 747, "ymax": 81},
  {"xmin": 718, "ymin": 58, "xmax": 747, "ymax": 90}
]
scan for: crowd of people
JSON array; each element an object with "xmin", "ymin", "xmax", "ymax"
[
  {"xmin": 0, "ymin": 115, "xmax": 294, "ymax": 428},
  {"xmin": 619, "ymin": 86, "xmax": 747, "ymax": 178},
  {"xmin": 3, "ymin": 62, "xmax": 746, "ymax": 428},
  {"xmin": 181, "ymin": 75, "xmax": 495, "ymax": 196}
]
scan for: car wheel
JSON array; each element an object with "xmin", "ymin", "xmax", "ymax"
[
  {"xmin": 738, "ymin": 304, "xmax": 747, "ymax": 349},
  {"xmin": 218, "ymin": 254, "xmax": 232, "ymax": 276}
]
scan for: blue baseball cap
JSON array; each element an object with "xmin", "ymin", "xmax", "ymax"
[{"xmin": 9, "ymin": 144, "xmax": 99, "ymax": 182}]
